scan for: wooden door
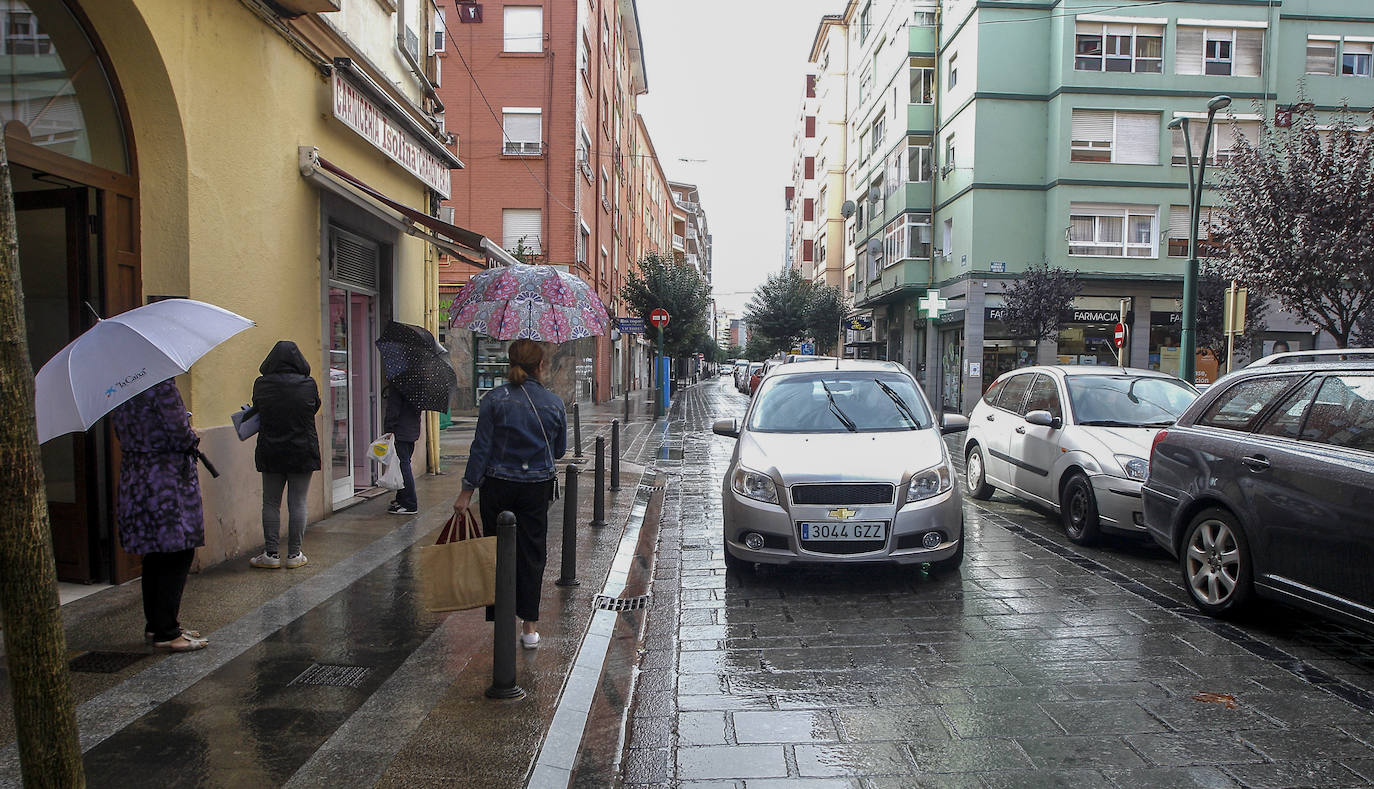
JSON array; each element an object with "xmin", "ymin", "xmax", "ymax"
[{"xmin": 102, "ymin": 189, "xmax": 142, "ymax": 583}]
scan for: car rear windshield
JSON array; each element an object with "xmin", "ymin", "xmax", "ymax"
[
  {"xmin": 748, "ymin": 372, "xmax": 932, "ymax": 433},
  {"xmin": 1066, "ymin": 375, "xmax": 1198, "ymax": 427}
]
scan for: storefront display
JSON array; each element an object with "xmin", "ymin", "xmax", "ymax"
[{"xmin": 474, "ymin": 336, "xmax": 509, "ymax": 402}]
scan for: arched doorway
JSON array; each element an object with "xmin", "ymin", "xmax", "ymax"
[{"xmin": 2, "ymin": 0, "xmax": 139, "ymax": 583}]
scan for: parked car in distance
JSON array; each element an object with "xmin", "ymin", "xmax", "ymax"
[
  {"xmin": 786, "ymin": 354, "xmax": 837, "ymax": 364},
  {"xmin": 739, "ymin": 362, "xmax": 764, "ymax": 394},
  {"xmin": 733, "ymin": 361, "xmax": 752, "ymax": 391},
  {"xmin": 964, "ymin": 366, "xmax": 1198, "ymax": 545},
  {"xmin": 1143, "ymin": 352, "xmax": 1374, "ymax": 628},
  {"xmin": 713, "ymin": 360, "xmax": 969, "ymax": 571},
  {"xmin": 750, "ymin": 359, "xmax": 785, "ymax": 396}
]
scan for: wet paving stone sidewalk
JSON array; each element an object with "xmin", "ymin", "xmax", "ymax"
[{"xmin": 621, "ymin": 377, "xmax": 1374, "ymax": 788}]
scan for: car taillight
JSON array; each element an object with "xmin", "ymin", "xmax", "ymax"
[{"xmin": 1149, "ymin": 429, "xmax": 1169, "ymax": 469}]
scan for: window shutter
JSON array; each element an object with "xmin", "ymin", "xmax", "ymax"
[
  {"xmin": 1071, "ymin": 110, "xmax": 1113, "ymax": 142},
  {"xmin": 803, "ymin": 239, "xmax": 814, "ymax": 262},
  {"xmin": 504, "ymin": 7, "xmax": 542, "ymax": 53},
  {"xmin": 1236, "ymin": 29, "xmax": 1264, "ymax": 77},
  {"xmin": 1307, "ymin": 41, "xmax": 1338, "ymax": 74},
  {"xmin": 503, "ymin": 209, "xmax": 542, "ymax": 254},
  {"xmin": 803, "ymin": 198, "xmax": 815, "ymax": 221},
  {"xmin": 805, "ymin": 116, "xmax": 816, "ymax": 138},
  {"xmin": 1176, "ymin": 27, "xmax": 1204, "ymax": 74},
  {"xmin": 1168, "ymin": 206, "xmax": 1190, "ymax": 238},
  {"xmin": 1115, "ymin": 112, "xmax": 1160, "ymax": 164},
  {"xmin": 502, "ymin": 112, "xmax": 541, "ymax": 144},
  {"xmin": 805, "ymin": 157, "xmax": 815, "ymax": 179}
]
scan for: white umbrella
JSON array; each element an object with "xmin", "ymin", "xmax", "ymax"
[{"xmin": 35, "ymin": 299, "xmax": 255, "ymax": 444}]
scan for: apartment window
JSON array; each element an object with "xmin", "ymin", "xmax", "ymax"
[
  {"xmin": 818, "ymin": 186, "xmax": 828, "ymax": 221},
  {"xmin": 914, "ymin": 10, "xmax": 936, "ymax": 27},
  {"xmin": 578, "ymin": 126, "xmax": 592, "ymax": 177},
  {"xmin": 1344, "ymin": 41, "xmax": 1373, "ymax": 77},
  {"xmin": 860, "ymin": 1, "xmax": 872, "ymax": 40},
  {"xmin": 1167, "ymin": 206, "xmax": 1222, "ymax": 257},
  {"xmin": 803, "ymin": 198, "xmax": 815, "ymax": 222},
  {"xmin": 577, "ymin": 223, "xmax": 590, "ymax": 265},
  {"xmin": 817, "ymin": 234, "xmax": 827, "ymax": 265},
  {"xmin": 1070, "ymin": 110, "xmax": 1159, "ymax": 164},
  {"xmin": 870, "ymin": 115, "xmax": 885, "ymax": 151},
  {"xmin": 907, "ymin": 143, "xmax": 933, "ymax": 183},
  {"xmin": 806, "ymin": 74, "xmax": 817, "ymax": 98},
  {"xmin": 1074, "ymin": 22, "xmax": 1163, "ymax": 73},
  {"xmin": 848, "ymin": 272, "xmax": 856, "ymax": 293},
  {"xmin": 941, "ymin": 218, "xmax": 953, "ymax": 256},
  {"xmin": 943, "ymin": 134, "xmax": 955, "ymax": 172},
  {"xmin": 859, "ymin": 64, "xmax": 873, "ymax": 102},
  {"xmin": 1306, "ymin": 37, "xmax": 1339, "ymax": 75},
  {"xmin": 884, "ymin": 213, "xmax": 932, "ymax": 263},
  {"xmin": 503, "ymin": 6, "xmax": 542, "ymax": 53},
  {"xmin": 601, "ymin": 168, "xmax": 611, "ymax": 210},
  {"xmin": 868, "ymin": 175, "xmax": 883, "ymax": 219},
  {"xmin": 501, "ymin": 108, "xmax": 542, "ymax": 156},
  {"xmin": 803, "ymin": 239, "xmax": 814, "ymax": 262},
  {"xmin": 502, "ymin": 209, "xmax": 542, "ymax": 255},
  {"xmin": 947, "ymin": 53, "xmax": 958, "ymax": 88},
  {"xmin": 579, "ymin": 32, "xmax": 590, "ymax": 78},
  {"xmin": 1176, "ymin": 26, "xmax": 1263, "ymax": 77},
  {"xmin": 910, "ymin": 65, "xmax": 935, "ymax": 104},
  {"xmin": 1068, "ymin": 204, "xmax": 1157, "ymax": 258},
  {"xmin": 600, "ymin": 246, "xmax": 608, "ymax": 280},
  {"xmin": 601, "ymin": 12, "xmax": 610, "ymax": 54},
  {"xmin": 805, "ymin": 116, "xmax": 816, "ymax": 138},
  {"xmin": 858, "ymin": 132, "xmax": 867, "ymax": 163},
  {"xmin": 1171, "ymin": 120, "xmax": 1258, "ymax": 166},
  {"xmin": 804, "ymin": 156, "xmax": 814, "ymax": 179}
]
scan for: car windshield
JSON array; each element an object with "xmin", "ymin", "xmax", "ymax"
[
  {"xmin": 748, "ymin": 372, "xmax": 933, "ymax": 433},
  {"xmin": 1066, "ymin": 375, "xmax": 1198, "ymax": 426}
]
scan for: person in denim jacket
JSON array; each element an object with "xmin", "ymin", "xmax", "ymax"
[{"xmin": 454, "ymin": 339, "xmax": 566, "ymax": 648}]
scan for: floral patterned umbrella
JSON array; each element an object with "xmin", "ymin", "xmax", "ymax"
[{"xmin": 447, "ymin": 263, "xmax": 610, "ymax": 343}]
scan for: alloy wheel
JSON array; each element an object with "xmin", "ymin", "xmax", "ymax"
[
  {"xmin": 966, "ymin": 451, "xmax": 983, "ymax": 491},
  {"xmin": 1186, "ymin": 518, "xmax": 1241, "ymax": 605}
]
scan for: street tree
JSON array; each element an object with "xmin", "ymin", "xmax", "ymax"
[
  {"xmin": 805, "ymin": 284, "xmax": 849, "ymax": 355},
  {"xmin": 1196, "ymin": 271, "xmax": 1269, "ymax": 368},
  {"xmin": 1214, "ymin": 102, "xmax": 1374, "ymax": 347},
  {"xmin": 620, "ymin": 251, "xmax": 712, "ymax": 357},
  {"xmin": 1000, "ymin": 261, "xmax": 1081, "ymax": 360},
  {"xmin": 0, "ymin": 136, "xmax": 85, "ymax": 785},
  {"xmin": 725, "ymin": 344, "xmax": 744, "ymax": 360},
  {"xmin": 744, "ymin": 269, "xmax": 813, "ymax": 354}
]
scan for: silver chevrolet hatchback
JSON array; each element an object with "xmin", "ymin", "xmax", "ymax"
[{"xmin": 712, "ymin": 360, "xmax": 969, "ymax": 571}]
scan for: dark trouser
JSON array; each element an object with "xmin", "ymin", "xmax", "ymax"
[
  {"xmin": 262, "ymin": 471, "xmax": 312, "ymax": 556},
  {"xmin": 394, "ymin": 440, "xmax": 417, "ymax": 510},
  {"xmin": 480, "ymin": 476, "xmax": 555, "ymax": 623},
  {"xmin": 142, "ymin": 548, "xmax": 195, "ymax": 642}
]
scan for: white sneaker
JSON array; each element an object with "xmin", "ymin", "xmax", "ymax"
[
  {"xmin": 249, "ymin": 552, "xmax": 280, "ymax": 569},
  {"xmin": 283, "ymin": 552, "xmax": 308, "ymax": 569},
  {"xmin": 520, "ymin": 632, "xmax": 540, "ymax": 649}
]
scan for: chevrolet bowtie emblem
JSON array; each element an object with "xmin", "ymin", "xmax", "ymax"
[{"xmin": 828, "ymin": 507, "xmax": 857, "ymax": 520}]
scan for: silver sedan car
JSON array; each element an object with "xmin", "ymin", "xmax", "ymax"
[
  {"xmin": 964, "ymin": 366, "xmax": 1198, "ymax": 545},
  {"xmin": 713, "ymin": 360, "xmax": 969, "ymax": 570}
]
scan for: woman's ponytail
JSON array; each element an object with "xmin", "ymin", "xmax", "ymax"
[{"xmin": 507, "ymin": 339, "xmax": 544, "ymax": 387}]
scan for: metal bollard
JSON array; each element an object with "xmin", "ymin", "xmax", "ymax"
[
  {"xmin": 556, "ymin": 465, "xmax": 580, "ymax": 587},
  {"xmin": 486, "ymin": 511, "xmax": 526, "ymax": 700},
  {"xmin": 591, "ymin": 436, "xmax": 607, "ymax": 528},
  {"xmin": 610, "ymin": 420, "xmax": 621, "ymax": 491},
  {"xmin": 572, "ymin": 402, "xmax": 583, "ymax": 458},
  {"xmin": 623, "ymin": 387, "xmax": 630, "ymax": 423}
]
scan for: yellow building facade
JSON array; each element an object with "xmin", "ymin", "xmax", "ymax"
[{"xmin": 11, "ymin": 0, "xmax": 474, "ymax": 583}]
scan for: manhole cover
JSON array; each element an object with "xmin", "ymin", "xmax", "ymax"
[
  {"xmin": 289, "ymin": 664, "xmax": 373, "ymax": 688},
  {"xmin": 594, "ymin": 594, "xmax": 651, "ymax": 612},
  {"xmin": 69, "ymin": 651, "xmax": 149, "ymax": 674}
]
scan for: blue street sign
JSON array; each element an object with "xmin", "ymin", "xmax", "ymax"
[
  {"xmin": 990, "ymin": 261, "xmax": 1006, "ymax": 273},
  {"xmin": 617, "ymin": 316, "xmax": 645, "ymax": 333},
  {"xmin": 799, "ymin": 342, "xmax": 815, "ymax": 355}
]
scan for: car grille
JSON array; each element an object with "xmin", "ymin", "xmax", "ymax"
[
  {"xmin": 798, "ymin": 538, "xmax": 887, "ymax": 556},
  {"xmin": 791, "ymin": 483, "xmax": 894, "ymax": 505}
]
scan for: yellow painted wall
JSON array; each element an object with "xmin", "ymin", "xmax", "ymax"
[{"xmin": 77, "ymin": 0, "xmax": 440, "ymax": 562}]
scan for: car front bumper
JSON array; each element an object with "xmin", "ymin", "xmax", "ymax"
[
  {"xmin": 1090, "ymin": 474, "xmax": 1146, "ymax": 533},
  {"xmin": 721, "ymin": 481, "xmax": 963, "ymax": 566}
]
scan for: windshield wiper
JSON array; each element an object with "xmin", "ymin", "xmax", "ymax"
[
  {"xmin": 1079, "ymin": 419, "xmax": 1150, "ymax": 427},
  {"xmin": 874, "ymin": 379, "xmax": 921, "ymax": 429},
  {"xmin": 819, "ymin": 380, "xmax": 858, "ymax": 432}
]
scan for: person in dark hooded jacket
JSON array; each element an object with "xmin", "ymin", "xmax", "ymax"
[{"xmin": 249, "ymin": 341, "xmax": 321, "ymax": 569}]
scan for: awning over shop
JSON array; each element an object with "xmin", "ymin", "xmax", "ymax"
[{"xmin": 298, "ymin": 146, "xmax": 519, "ymax": 268}]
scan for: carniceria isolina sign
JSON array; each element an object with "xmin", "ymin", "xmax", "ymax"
[{"xmin": 332, "ymin": 72, "xmax": 451, "ymax": 198}]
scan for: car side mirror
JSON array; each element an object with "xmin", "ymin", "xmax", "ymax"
[
  {"xmin": 940, "ymin": 414, "xmax": 970, "ymax": 434},
  {"xmin": 1025, "ymin": 410, "xmax": 1062, "ymax": 429},
  {"xmin": 712, "ymin": 418, "xmax": 740, "ymax": 439}
]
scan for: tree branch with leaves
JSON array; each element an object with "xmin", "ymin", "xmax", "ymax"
[
  {"xmin": 1000, "ymin": 262, "xmax": 1081, "ymax": 355},
  {"xmin": 620, "ymin": 251, "xmax": 712, "ymax": 358}
]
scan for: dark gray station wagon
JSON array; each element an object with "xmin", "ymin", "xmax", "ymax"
[{"xmin": 1144, "ymin": 353, "xmax": 1374, "ymax": 627}]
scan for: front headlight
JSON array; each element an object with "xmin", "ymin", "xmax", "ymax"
[
  {"xmin": 1115, "ymin": 455, "xmax": 1149, "ymax": 481},
  {"xmin": 731, "ymin": 466, "xmax": 778, "ymax": 504},
  {"xmin": 907, "ymin": 464, "xmax": 953, "ymax": 502}
]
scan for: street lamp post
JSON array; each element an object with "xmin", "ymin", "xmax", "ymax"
[{"xmin": 1167, "ymin": 95, "xmax": 1231, "ymax": 385}]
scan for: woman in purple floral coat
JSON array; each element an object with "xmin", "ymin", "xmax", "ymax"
[{"xmin": 111, "ymin": 379, "xmax": 208, "ymax": 652}]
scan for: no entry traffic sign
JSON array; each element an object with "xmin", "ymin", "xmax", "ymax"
[
  {"xmin": 1114, "ymin": 322, "xmax": 1125, "ymax": 349},
  {"xmin": 650, "ymin": 308, "xmax": 670, "ymax": 327}
]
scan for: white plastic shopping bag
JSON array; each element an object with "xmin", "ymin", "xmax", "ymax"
[{"xmin": 368, "ymin": 433, "xmax": 404, "ymax": 490}]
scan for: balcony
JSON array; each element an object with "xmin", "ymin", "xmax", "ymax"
[
  {"xmin": 672, "ymin": 234, "xmax": 685, "ymax": 251},
  {"xmin": 857, "ymin": 258, "xmax": 929, "ymax": 308},
  {"xmin": 907, "ymin": 104, "xmax": 934, "ymax": 134},
  {"xmin": 909, "ymin": 25, "xmax": 936, "ymax": 55}
]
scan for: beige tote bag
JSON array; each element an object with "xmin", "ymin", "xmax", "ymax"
[{"xmin": 420, "ymin": 509, "xmax": 496, "ymax": 612}]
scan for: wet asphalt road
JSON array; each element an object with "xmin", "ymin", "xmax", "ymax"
[{"xmin": 621, "ymin": 377, "xmax": 1374, "ymax": 788}]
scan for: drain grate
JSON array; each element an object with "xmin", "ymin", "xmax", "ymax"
[
  {"xmin": 594, "ymin": 594, "xmax": 651, "ymax": 612},
  {"xmin": 69, "ymin": 651, "xmax": 149, "ymax": 674},
  {"xmin": 289, "ymin": 663, "xmax": 373, "ymax": 688}
]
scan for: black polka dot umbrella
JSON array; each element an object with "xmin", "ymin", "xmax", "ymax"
[{"xmin": 375, "ymin": 321, "xmax": 457, "ymax": 412}]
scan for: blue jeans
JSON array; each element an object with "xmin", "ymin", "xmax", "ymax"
[
  {"xmin": 394, "ymin": 440, "xmax": 417, "ymax": 509},
  {"xmin": 262, "ymin": 472, "xmax": 312, "ymax": 556}
]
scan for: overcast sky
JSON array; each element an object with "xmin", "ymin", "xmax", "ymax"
[{"xmin": 635, "ymin": 0, "xmax": 843, "ymax": 317}]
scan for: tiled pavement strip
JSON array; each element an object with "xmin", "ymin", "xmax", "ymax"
[{"xmin": 621, "ymin": 377, "xmax": 1374, "ymax": 788}]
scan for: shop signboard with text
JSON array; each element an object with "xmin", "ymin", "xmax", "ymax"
[{"xmin": 332, "ymin": 71, "xmax": 452, "ymax": 197}]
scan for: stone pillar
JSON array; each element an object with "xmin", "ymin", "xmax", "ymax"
[
  {"xmin": 1131, "ymin": 295, "xmax": 1151, "ymax": 369},
  {"xmin": 962, "ymin": 284, "xmax": 986, "ymax": 414}
]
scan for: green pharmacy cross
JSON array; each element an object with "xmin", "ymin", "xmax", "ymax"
[{"xmin": 919, "ymin": 289, "xmax": 948, "ymax": 320}]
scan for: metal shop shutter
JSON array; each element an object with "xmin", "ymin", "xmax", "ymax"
[{"xmin": 329, "ymin": 226, "xmax": 380, "ymax": 293}]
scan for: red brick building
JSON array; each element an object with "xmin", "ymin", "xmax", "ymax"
[{"xmin": 436, "ymin": 0, "xmax": 659, "ymax": 406}]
